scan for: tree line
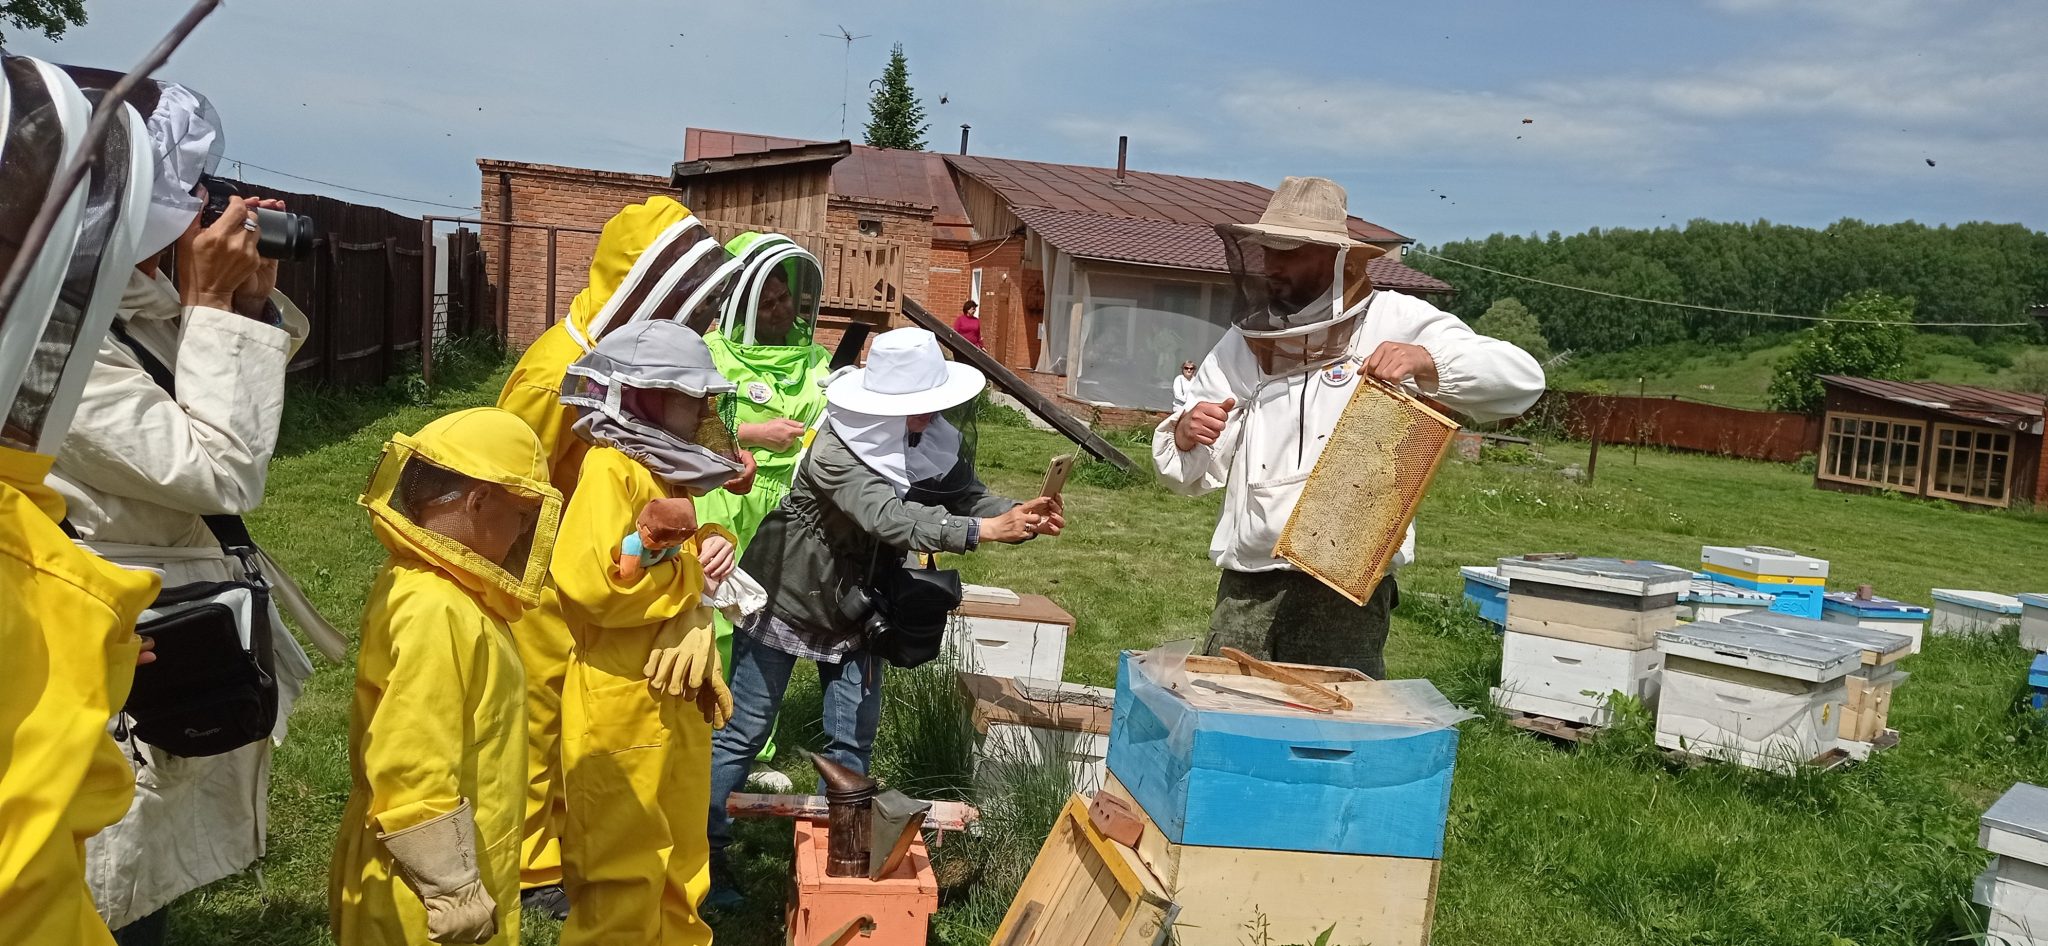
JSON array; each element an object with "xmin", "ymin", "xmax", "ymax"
[{"xmin": 1410, "ymin": 219, "xmax": 2048, "ymax": 354}]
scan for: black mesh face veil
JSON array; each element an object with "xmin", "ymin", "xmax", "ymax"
[
  {"xmin": 0, "ymin": 57, "xmax": 88, "ymax": 452},
  {"xmin": 900, "ymin": 400, "xmax": 980, "ymax": 505},
  {"xmin": 1217, "ymin": 229, "xmax": 1369, "ymax": 376}
]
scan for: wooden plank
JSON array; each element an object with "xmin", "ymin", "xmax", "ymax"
[
  {"xmin": 1505, "ymin": 710, "xmax": 1595, "ymax": 744},
  {"xmin": 994, "ymin": 795, "xmax": 1174, "ymax": 946},
  {"xmin": 899, "ymin": 297, "xmax": 1137, "ymax": 471},
  {"xmin": 726, "ymin": 793, "xmax": 977, "ymax": 831}
]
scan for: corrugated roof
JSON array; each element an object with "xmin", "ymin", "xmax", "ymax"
[
  {"xmin": 1011, "ymin": 206, "xmax": 1452, "ymax": 293},
  {"xmin": 685, "ymin": 128, "xmax": 973, "ymax": 241},
  {"xmin": 946, "ymin": 153, "xmax": 1409, "ymax": 244},
  {"xmin": 1822, "ymin": 375, "xmax": 2046, "ymax": 431}
]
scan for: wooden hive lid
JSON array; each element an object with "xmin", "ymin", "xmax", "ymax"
[
  {"xmin": 1496, "ymin": 556, "xmax": 1694, "ymax": 597},
  {"xmin": 1655, "ymin": 621, "xmax": 1863, "ymax": 682}
]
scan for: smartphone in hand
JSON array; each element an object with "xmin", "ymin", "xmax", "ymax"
[{"xmin": 1041, "ymin": 454, "xmax": 1076, "ymax": 497}]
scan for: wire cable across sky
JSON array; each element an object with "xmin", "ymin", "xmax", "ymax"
[
  {"xmin": 222, "ymin": 157, "xmax": 479, "ymax": 212},
  {"xmin": 1408, "ymin": 249, "xmax": 2035, "ymax": 328}
]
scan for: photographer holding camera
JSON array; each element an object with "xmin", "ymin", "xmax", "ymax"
[
  {"xmin": 704, "ymin": 327, "xmax": 1065, "ymax": 909},
  {"xmin": 45, "ymin": 80, "xmax": 321, "ymax": 945}
]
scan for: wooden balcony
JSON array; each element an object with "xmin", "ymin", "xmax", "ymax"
[{"xmin": 702, "ymin": 221, "xmax": 906, "ymax": 319}]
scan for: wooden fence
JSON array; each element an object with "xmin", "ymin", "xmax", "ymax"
[
  {"xmin": 233, "ymin": 184, "xmax": 487, "ymax": 387},
  {"xmin": 1537, "ymin": 391, "xmax": 1823, "ymax": 463}
]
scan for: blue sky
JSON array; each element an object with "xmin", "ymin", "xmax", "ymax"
[{"xmin": 13, "ymin": 0, "xmax": 2044, "ymax": 244}]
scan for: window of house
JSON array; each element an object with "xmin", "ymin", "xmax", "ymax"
[
  {"xmin": 1928, "ymin": 423, "xmax": 2015, "ymax": 506},
  {"xmin": 858, "ymin": 218, "xmax": 884, "ymax": 237},
  {"xmin": 1819, "ymin": 412, "xmax": 1923, "ymax": 491},
  {"xmin": 970, "ymin": 268, "xmax": 982, "ymax": 307}
]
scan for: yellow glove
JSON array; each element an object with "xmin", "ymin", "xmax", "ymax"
[
  {"xmin": 644, "ymin": 614, "xmax": 718, "ymax": 698},
  {"xmin": 696, "ymin": 643, "xmax": 734, "ymax": 729}
]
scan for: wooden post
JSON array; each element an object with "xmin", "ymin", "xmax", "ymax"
[{"xmin": 1586, "ymin": 406, "xmax": 1604, "ymax": 484}]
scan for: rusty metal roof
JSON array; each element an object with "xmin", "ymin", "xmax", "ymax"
[
  {"xmin": 685, "ymin": 128, "xmax": 973, "ymax": 241},
  {"xmin": 1011, "ymin": 206, "xmax": 1452, "ymax": 293},
  {"xmin": 1822, "ymin": 375, "xmax": 2046, "ymax": 432},
  {"xmin": 946, "ymin": 153, "xmax": 1408, "ymax": 244}
]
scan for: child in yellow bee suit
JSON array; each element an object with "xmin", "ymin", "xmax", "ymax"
[
  {"xmin": 553, "ymin": 318, "xmax": 755, "ymax": 945},
  {"xmin": 329, "ymin": 408, "xmax": 565, "ymax": 945},
  {"xmin": 492, "ymin": 198, "xmax": 745, "ymax": 917}
]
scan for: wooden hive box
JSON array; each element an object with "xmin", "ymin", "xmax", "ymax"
[
  {"xmin": 1930, "ymin": 589, "xmax": 2024, "ymax": 637},
  {"xmin": 1653, "ymin": 622, "xmax": 1860, "ymax": 774},
  {"xmin": 947, "ymin": 592, "xmax": 1074, "ymax": 681},
  {"xmin": 788, "ymin": 819, "xmax": 937, "ymax": 946},
  {"xmin": 1106, "ymin": 651, "xmax": 1460, "ymax": 860},
  {"xmin": 1822, "ymin": 591, "xmax": 1931, "ymax": 655},
  {"xmin": 962, "ymin": 672, "xmax": 1117, "ymax": 794},
  {"xmin": 1699, "ymin": 545, "xmax": 1830, "ymax": 583},
  {"xmin": 1098, "ymin": 774, "xmax": 1439, "ymax": 946},
  {"xmin": 1498, "ymin": 557, "xmax": 1692, "ymax": 650},
  {"xmin": 991, "ymin": 794, "xmax": 1174, "ymax": 946},
  {"xmin": 1491, "ymin": 630, "xmax": 1663, "ymax": 726},
  {"xmin": 2019, "ymin": 594, "xmax": 2048, "ymax": 653},
  {"xmin": 1684, "ymin": 576, "xmax": 1777, "ymax": 624}
]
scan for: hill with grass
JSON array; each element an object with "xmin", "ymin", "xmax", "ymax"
[{"xmin": 1550, "ymin": 335, "xmax": 2048, "ymax": 410}]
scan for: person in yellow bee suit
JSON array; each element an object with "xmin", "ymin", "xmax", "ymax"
[
  {"xmin": 329, "ymin": 408, "xmax": 565, "ymax": 945},
  {"xmin": 552, "ymin": 318, "xmax": 754, "ymax": 946},
  {"xmin": 492, "ymin": 198, "xmax": 746, "ymax": 919},
  {"xmin": 0, "ymin": 53, "xmax": 160, "ymax": 946}
]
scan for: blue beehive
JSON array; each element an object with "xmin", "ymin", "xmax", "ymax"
[
  {"xmin": 2030, "ymin": 655, "xmax": 2048, "ymax": 712},
  {"xmin": 1699, "ymin": 569, "xmax": 1824, "ymax": 618},
  {"xmin": 1106, "ymin": 650, "xmax": 1462, "ymax": 859},
  {"xmin": 1461, "ymin": 565, "xmax": 1508, "ymax": 630}
]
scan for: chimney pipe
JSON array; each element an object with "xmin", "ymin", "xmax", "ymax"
[
  {"xmin": 959, "ymin": 124, "xmax": 971, "ymax": 155},
  {"xmin": 1116, "ymin": 135, "xmax": 1128, "ymax": 183}
]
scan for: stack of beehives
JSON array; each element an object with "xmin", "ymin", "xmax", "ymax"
[
  {"xmin": 1700, "ymin": 545, "xmax": 1829, "ymax": 619},
  {"xmin": 1489, "ymin": 556, "xmax": 1693, "ymax": 727},
  {"xmin": 1717, "ymin": 611, "xmax": 1911, "ymax": 759},
  {"xmin": 1977, "ymin": 783, "xmax": 2048, "ymax": 945},
  {"xmin": 1652, "ymin": 620, "xmax": 1865, "ymax": 773}
]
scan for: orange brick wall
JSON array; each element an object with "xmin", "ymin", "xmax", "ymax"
[
  {"xmin": 927, "ymin": 240, "xmax": 972, "ymax": 326},
  {"xmin": 479, "ymin": 160, "xmax": 680, "ymax": 348}
]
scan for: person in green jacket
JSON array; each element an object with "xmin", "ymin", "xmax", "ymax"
[{"xmin": 695, "ymin": 232, "xmax": 831, "ymax": 788}]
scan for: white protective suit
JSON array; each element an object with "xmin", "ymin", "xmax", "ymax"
[
  {"xmin": 48, "ymin": 268, "xmax": 315, "ymax": 930},
  {"xmin": 1153, "ymin": 289, "xmax": 1546, "ymax": 573}
]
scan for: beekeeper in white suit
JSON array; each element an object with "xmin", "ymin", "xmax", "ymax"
[
  {"xmin": 46, "ymin": 75, "xmax": 339, "ymax": 945},
  {"xmin": 1154, "ymin": 177, "xmax": 1545, "ymax": 679}
]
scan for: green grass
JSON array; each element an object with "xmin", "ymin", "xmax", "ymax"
[
  {"xmin": 158, "ymin": 348, "xmax": 2048, "ymax": 945},
  {"xmin": 1555, "ymin": 337, "xmax": 2048, "ymax": 410}
]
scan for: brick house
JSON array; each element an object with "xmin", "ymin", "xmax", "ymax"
[
  {"xmin": 1814, "ymin": 375, "xmax": 2047, "ymax": 508},
  {"xmin": 478, "ymin": 130, "xmax": 1452, "ymax": 421}
]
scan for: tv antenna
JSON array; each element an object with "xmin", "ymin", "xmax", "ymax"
[{"xmin": 820, "ymin": 25, "xmax": 870, "ymax": 138}]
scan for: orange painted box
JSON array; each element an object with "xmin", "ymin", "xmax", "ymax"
[{"xmin": 788, "ymin": 819, "xmax": 938, "ymax": 946}]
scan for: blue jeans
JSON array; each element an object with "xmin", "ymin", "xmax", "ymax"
[{"xmin": 707, "ymin": 629, "xmax": 885, "ymax": 853}]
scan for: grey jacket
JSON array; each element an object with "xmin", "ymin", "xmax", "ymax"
[{"xmin": 743, "ymin": 425, "xmax": 1017, "ymax": 649}]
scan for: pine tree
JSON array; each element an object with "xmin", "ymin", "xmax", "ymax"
[{"xmin": 863, "ymin": 43, "xmax": 929, "ymax": 150}]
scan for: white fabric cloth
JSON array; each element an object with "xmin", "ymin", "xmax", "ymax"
[
  {"xmin": 46, "ymin": 268, "xmax": 314, "ymax": 928},
  {"xmin": 1171, "ymin": 373, "xmax": 1196, "ymax": 411},
  {"xmin": 1152, "ymin": 289, "xmax": 1545, "ymax": 574},
  {"xmin": 825, "ymin": 406, "xmax": 964, "ymax": 496}
]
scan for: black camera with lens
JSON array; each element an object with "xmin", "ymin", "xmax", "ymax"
[{"xmin": 198, "ymin": 174, "xmax": 316, "ymax": 260}]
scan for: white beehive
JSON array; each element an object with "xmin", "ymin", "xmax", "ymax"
[
  {"xmin": 2019, "ymin": 594, "xmax": 2048, "ymax": 653},
  {"xmin": 947, "ymin": 592, "xmax": 1074, "ymax": 680},
  {"xmin": 1719, "ymin": 612, "xmax": 1912, "ymax": 756},
  {"xmin": 1684, "ymin": 575, "xmax": 1776, "ymax": 624},
  {"xmin": 1822, "ymin": 591, "xmax": 1931, "ymax": 655},
  {"xmin": 1492, "ymin": 631, "xmax": 1662, "ymax": 726},
  {"xmin": 1653, "ymin": 621, "xmax": 1860, "ymax": 773},
  {"xmin": 1699, "ymin": 545, "xmax": 1830, "ymax": 581},
  {"xmin": 1931, "ymin": 589, "xmax": 2024, "ymax": 638},
  {"xmin": 1980, "ymin": 783, "xmax": 2048, "ymax": 945}
]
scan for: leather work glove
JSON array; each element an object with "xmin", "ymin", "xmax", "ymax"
[
  {"xmin": 644, "ymin": 615, "xmax": 719, "ymax": 699},
  {"xmin": 697, "ymin": 642, "xmax": 734, "ymax": 729},
  {"xmin": 376, "ymin": 798, "xmax": 498, "ymax": 943}
]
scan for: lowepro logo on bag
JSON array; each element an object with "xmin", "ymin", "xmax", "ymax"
[{"xmin": 185, "ymin": 726, "xmax": 223, "ymax": 738}]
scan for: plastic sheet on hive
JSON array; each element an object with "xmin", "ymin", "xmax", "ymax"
[{"xmin": 1276, "ymin": 379, "xmax": 1458, "ymax": 604}]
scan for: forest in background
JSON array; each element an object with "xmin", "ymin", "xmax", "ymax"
[{"xmin": 1409, "ymin": 219, "xmax": 2048, "ymax": 355}]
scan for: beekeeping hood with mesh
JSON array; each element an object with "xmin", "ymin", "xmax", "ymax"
[
  {"xmin": 360, "ymin": 408, "xmax": 564, "ymax": 617},
  {"xmin": 561, "ymin": 319, "xmax": 747, "ymax": 494},
  {"xmin": 567, "ymin": 214, "xmax": 745, "ymax": 350},
  {"xmin": 1217, "ymin": 227, "xmax": 1381, "ymax": 377},
  {"xmin": 0, "ymin": 55, "xmax": 154, "ymax": 455},
  {"xmin": 718, "ymin": 231, "xmax": 823, "ymax": 348}
]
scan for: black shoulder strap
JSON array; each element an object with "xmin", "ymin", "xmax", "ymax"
[{"xmin": 105, "ymin": 317, "xmax": 257, "ymax": 552}]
